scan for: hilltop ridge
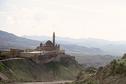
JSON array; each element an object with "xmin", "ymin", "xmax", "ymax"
[
  {"xmin": 0, "ymin": 54, "xmax": 81, "ymax": 82},
  {"xmin": 0, "ymin": 31, "xmax": 82, "ymax": 83}
]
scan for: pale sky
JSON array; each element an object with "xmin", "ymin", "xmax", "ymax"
[{"xmin": 0, "ymin": 0, "xmax": 126, "ymax": 41}]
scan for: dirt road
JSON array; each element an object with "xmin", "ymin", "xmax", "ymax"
[{"xmin": 18, "ymin": 80, "xmax": 72, "ymax": 84}]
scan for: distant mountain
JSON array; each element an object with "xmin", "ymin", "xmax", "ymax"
[
  {"xmin": 0, "ymin": 30, "xmax": 103, "ymax": 55},
  {"xmin": 23, "ymin": 35, "xmax": 77, "ymax": 45},
  {"xmin": 0, "ymin": 30, "xmax": 40, "ymax": 50},
  {"xmin": 24, "ymin": 35, "xmax": 126, "ymax": 56},
  {"xmin": 61, "ymin": 44, "xmax": 103, "ymax": 55}
]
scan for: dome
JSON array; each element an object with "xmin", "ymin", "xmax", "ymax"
[{"xmin": 45, "ymin": 40, "xmax": 53, "ymax": 46}]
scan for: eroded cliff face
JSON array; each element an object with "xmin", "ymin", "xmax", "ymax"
[{"xmin": 0, "ymin": 54, "xmax": 81, "ymax": 82}]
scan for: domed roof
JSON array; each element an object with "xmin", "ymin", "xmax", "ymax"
[{"xmin": 45, "ymin": 40, "xmax": 53, "ymax": 46}]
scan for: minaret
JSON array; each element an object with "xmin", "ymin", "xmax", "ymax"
[{"xmin": 53, "ymin": 32, "xmax": 55, "ymax": 46}]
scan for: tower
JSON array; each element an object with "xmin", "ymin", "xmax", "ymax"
[
  {"xmin": 53, "ymin": 32, "xmax": 55, "ymax": 46},
  {"xmin": 40, "ymin": 42, "xmax": 43, "ymax": 47}
]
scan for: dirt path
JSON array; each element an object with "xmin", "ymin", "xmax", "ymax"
[
  {"xmin": 0, "ymin": 58, "xmax": 24, "ymax": 62},
  {"xmin": 18, "ymin": 80, "xmax": 73, "ymax": 84}
]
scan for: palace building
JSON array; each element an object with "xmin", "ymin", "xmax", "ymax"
[
  {"xmin": 36, "ymin": 32, "xmax": 60, "ymax": 51},
  {"xmin": 3, "ymin": 32, "xmax": 73, "ymax": 64}
]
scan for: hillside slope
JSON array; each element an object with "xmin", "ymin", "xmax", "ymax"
[
  {"xmin": 72, "ymin": 54, "xmax": 126, "ymax": 84},
  {"xmin": 0, "ymin": 56, "xmax": 81, "ymax": 82}
]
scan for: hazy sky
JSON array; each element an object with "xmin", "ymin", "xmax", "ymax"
[{"xmin": 0, "ymin": 0, "xmax": 126, "ymax": 41}]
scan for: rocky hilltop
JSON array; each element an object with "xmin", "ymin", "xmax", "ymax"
[
  {"xmin": 0, "ymin": 32, "xmax": 82, "ymax": 83},
  {"xmin": 0, "ymin": 54, "xmax": 81, "ymax": 83}
]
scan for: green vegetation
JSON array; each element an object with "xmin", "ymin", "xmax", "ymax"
[
  {"xmin": 0, "ymin": 58, "xmax": 81, "ymax": 82},
  {"xmin": 0, "ymin": 51, "xmax": 10, "ymax": 59},
  {"xmin": 70, "ymin": 70, "xmax": 98, "ymax": 84},
  {"xmin": 110, "ymin": 58, "xmax": 126, "ymax": 75},
  {"xmin": 71, "ymin": 54, "xmax": 126, "ymax": 84}
]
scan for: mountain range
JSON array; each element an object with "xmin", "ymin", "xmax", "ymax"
[
  {"xmin": 0, "ymin": 30, "xmax": 40, "ymax": 50},
  {"xmin": 1, "ymin": 30, "xmax": 125, "ymax": 56},
  {"xmin": 0, "ymin": 30, "xmax": 103, "ymax": 55},
  {"xmin": 23, "ymin": 35, "xmax": 126, "ymax": 56},
  {"xmin": 0, "ymin": 30, "xmax": 118, "ymax": 67}
]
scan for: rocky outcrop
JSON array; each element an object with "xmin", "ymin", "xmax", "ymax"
[{"xmin": 0, "ymin": 72, "xmax": 8, "ymax": 81}]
